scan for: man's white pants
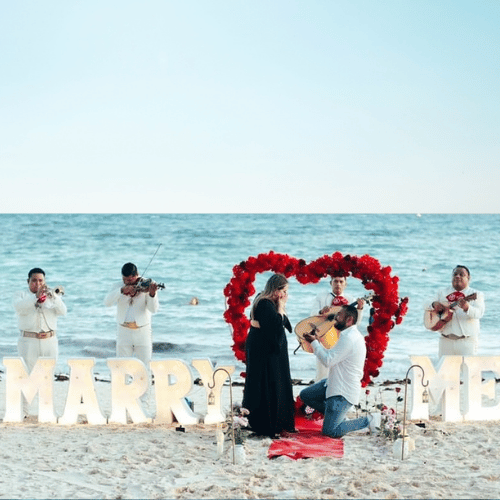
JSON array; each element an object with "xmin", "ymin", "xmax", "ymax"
[
  {"xmin": 17, "ymin": 333, "xmax": 58, "ymax": 416},
  {"xmin": 439, "ymin": 336, "xmax": 477, "ymax": 357},
  {"xmin": 116, "ymin": 324, "xmax": 153, "ymax": 410}
]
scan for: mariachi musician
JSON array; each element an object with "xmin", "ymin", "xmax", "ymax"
[
  {"xmin": 424, "ymin": 265, "xmax": 485, "ymax": 356},
  {"xmin": 310, "ymin": 277, "xmax": 364, "ymax": 381},
  {"xmin": 13, "ymin": 267, "xmax": 67, "ymax": 416},
  {"xmin": 105, "ymin": 262, "xmax": 161, "ymax": 367},
  {"xmin": 104, "ymin": 262, "xmax": 162, "ymax": 410}
]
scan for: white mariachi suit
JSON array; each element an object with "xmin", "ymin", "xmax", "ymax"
[
  {"xmin": 105, "ymin": 282, "xmax": 159, "ymax": 407},
  {"xmin": 310, "ymin": 292, "xmax": 364, "ymax": 382},
  {"xmin": 13, "ymin": 288, "xmax": 67, "ymax": 372},
  {"xmin": 13, "ymin": 288, "xmax": 67, "ymax": 416},
  {"xmin": 105, "ymin": 282, "xmax": 159, "ymax": 364},
  {"xmin": 426, "ymin": 286, "xmax": 485, "ymax": 356}
]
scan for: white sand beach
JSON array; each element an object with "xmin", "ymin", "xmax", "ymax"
[{"xmin": 1, "ymin": 374, "xmax": 500, "ymax": 500}]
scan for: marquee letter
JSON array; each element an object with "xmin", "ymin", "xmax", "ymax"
[
  {"xmin": 58, "ymin": 359, "xmax": 107, "ymax": 425},
  {"xmin": 409, "ymin": 356, "xmax": 462, "ymax": 422},
  {"xmin": 107, "ymin": 358, "xmax": 151, "ymax": 424},
  {"xmin": 191, "ymin": 359, "xmax": 235, "ymax": 424},
  {"xmin": 3, "ymin": 357, "xmax": 57, "ymax": 423},
  {"xmin": 150, "ymin": 359, "xmax": 198, "ymax": 425},
  {"xmin": 462, "ymin": 356, "xmax": 500, "ymax": 421}
]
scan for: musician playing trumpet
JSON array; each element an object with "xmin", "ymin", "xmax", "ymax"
[
  {"xmin": 13, "ymin": 267, "xmax": 67, "ymax": 416},
  {"xmin": 425, "ymin": 265, "xmax": 485, "ymax": 356}
]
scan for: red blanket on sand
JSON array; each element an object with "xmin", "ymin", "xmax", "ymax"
[{"xmin": 267, "ymin": 399, "xmax": 344, "ymax": 460}]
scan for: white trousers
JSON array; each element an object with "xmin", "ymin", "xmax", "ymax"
[
  {"xmin": 439, "ymin": 336, "xmax": 477, "ymax": 357},
  {"xmin": 17, "ymin": 334, "xmax": 58, "ymax": 373},
  {"xmin": 116, "ymin": 324, "xmax": 152, "ymax": 366},
  {"xmin": 17, "ymin": 333, "xmax": 58, "ymax": 416},
  {"xmin": 117, "ymin": 324, "xmax": 153, "ymax": 410}
]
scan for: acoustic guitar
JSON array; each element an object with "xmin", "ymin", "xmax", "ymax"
[
  {"xmin": 423, "ymin": 293, "xmax": 477, "ymax": 332},
  {"xmin": 294, "ymin": 293, "xmax": 373, "ymax": 353}
]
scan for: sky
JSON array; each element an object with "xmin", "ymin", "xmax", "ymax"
[{"xmin": 1, "ymin": 1, "xmax": 499, "ymax": 213}]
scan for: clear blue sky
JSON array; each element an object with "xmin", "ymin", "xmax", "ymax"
[{"xmin": 1, "ymin": 1, "xmax": 499, "ymax": 213}]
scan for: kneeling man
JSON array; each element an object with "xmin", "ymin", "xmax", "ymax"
[{"xmin": 300, "ymin": 305, "xmax": 379, "ymax": 438}]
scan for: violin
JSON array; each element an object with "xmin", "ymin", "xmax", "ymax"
[
  {"xmin": 134, "ymin": 278, "xmax": 166, "ymax": 292},
  {"xmin": 122, "ymin": 278, "xmax": 165, "ymax": 297}
]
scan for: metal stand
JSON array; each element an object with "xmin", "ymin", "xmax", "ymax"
[
  {"xmin": 208, "ymin": 368, "xmax": 235, "ymax": 464},
  {"xmin": 401, "ymin": 364, "xmax": 429, "ymax": 460}
]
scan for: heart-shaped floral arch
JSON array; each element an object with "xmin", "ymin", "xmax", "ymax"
[{"xmin": 223, "ymin": 251, "xmax": 409, "ymax": 386}]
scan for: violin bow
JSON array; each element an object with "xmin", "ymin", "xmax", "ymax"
[{"xmin": 139, "ymin": 243, "xmax": 162, "ymax": 278}]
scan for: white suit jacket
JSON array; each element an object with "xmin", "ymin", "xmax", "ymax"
[
  {"xmin": 105, "ymin": 282, "xmax": 159, "ymax": 326},
  {"xmin": 425, "ymin": 285, "xmax": 484, "ymax": 340},
  {"xmin": 13, "ymin": 289, "xmax": 67, "ymax": 332}
]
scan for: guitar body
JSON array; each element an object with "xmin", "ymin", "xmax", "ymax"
[
  {"xmin": 423, "ymin": 293, "xmax": 477, "ymax": 332},
  {"xmin": 294, "ymin": 309, "xmax": 341, "ymax": 353},
  {"xmin": 294, "ymin": 293, "xmax": 373, "ymax": 353},
  {"xmin": 424, "ymin": 309, "xmax": 454, "ymax": 331}
]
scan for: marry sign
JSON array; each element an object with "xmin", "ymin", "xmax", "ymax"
[{"xmin": 2, "ymin": 357, "xmax": 232, "ymax": 425}]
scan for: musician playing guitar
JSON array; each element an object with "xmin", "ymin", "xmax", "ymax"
[
  {"xmin": 310, "ymin": 277, "xmax": 365, "ymax": 381},
  {"xmin": 425, "ymin": 265, "xmax": 485, "ymax": 356}
]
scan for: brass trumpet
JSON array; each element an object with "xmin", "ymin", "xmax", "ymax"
[{"xmin": 44, "ymin": 285, "xmax": 65, "ymax": 298}]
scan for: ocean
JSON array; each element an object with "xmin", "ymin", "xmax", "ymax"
[{"xmin": 1, "ymin": 213, "xmax": 499, "ymax": 384}]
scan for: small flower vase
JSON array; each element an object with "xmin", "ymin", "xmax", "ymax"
[
  {"xmin": 393, "ymin": 435, "xmax": 415, "ymax": 460},
  {"xmin": 216, "ymin": 423, "xmax": 224, "ymax": 459},
  {"xmin": 234, "ymin": 443, "xmax": 246, "ymax": 464}
]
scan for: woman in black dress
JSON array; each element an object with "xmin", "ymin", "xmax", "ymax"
[{"xmin": 242, "ymin": 274, "xmax": 296, "ymax": 437}]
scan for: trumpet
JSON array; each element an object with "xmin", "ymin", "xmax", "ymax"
[{"xmin": 44, "ymin": 285, "xmax": 65, "ymax": 298}]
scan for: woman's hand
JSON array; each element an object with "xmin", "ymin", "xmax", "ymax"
[{"xmin": 276, "ymin": 289, "xmax": 288, "ymax": 314}]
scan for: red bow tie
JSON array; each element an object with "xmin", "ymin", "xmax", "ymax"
[
  {"xmin": 447, "ymin": 291, "xmax": 465, "ymax": 303},
  {"xmin": 331, "ymin": 296, "xmax": 349, "ymax": 306}
]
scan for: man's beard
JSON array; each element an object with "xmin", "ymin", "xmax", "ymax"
[{"xmin": 335, "ymin": 319, "xmax": 347, "ymax": 331}]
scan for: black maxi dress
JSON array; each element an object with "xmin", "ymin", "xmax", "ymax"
[{"xmin": 242, "ymin": 298, "xmax": 296, "ymax": 437}]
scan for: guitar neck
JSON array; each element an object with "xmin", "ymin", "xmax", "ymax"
[
  {"xmin": 449, "ymin": 293, "xmax": 477, "ymax": 308},
  {"xmin": 349, "ymin": 293, "xmax": 373, "ymax": 308}
]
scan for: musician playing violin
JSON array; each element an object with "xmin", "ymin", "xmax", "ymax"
[
  {"xmin": 310, "ymin": 277, "xmax": 364, "ymax": 381},
  {"xmin": 105, "ymin": 262, "xmax": 160, "ymax": 411},
  {"xmin": 426, "ymin": 265, "xmax": 485, "ymax": 356},
  {"xmin": 121, "ymin": 272, "xmax": 159, "ymax": 299}
]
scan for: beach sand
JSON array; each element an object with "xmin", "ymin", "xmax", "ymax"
[{"xmin": 1, "ymin": 374, "xmax": 500, "ymax": 499}]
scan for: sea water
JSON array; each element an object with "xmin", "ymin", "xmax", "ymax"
[{"xmin": 1, "ymin": 213, "xmax": 499, "ymax": 384}]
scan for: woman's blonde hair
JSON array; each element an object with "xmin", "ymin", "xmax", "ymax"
[{"xmin": 250, "ymin": 273, "xmax": 288, "ymax": 319}]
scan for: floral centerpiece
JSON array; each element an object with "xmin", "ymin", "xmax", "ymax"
[
  {"xmin": 378, "ymin": 405, "xmax": 403, "ymax": 442},
  {"xmin": 225, "ymin": 404, "xmax": 250, "ymax": 445}
]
